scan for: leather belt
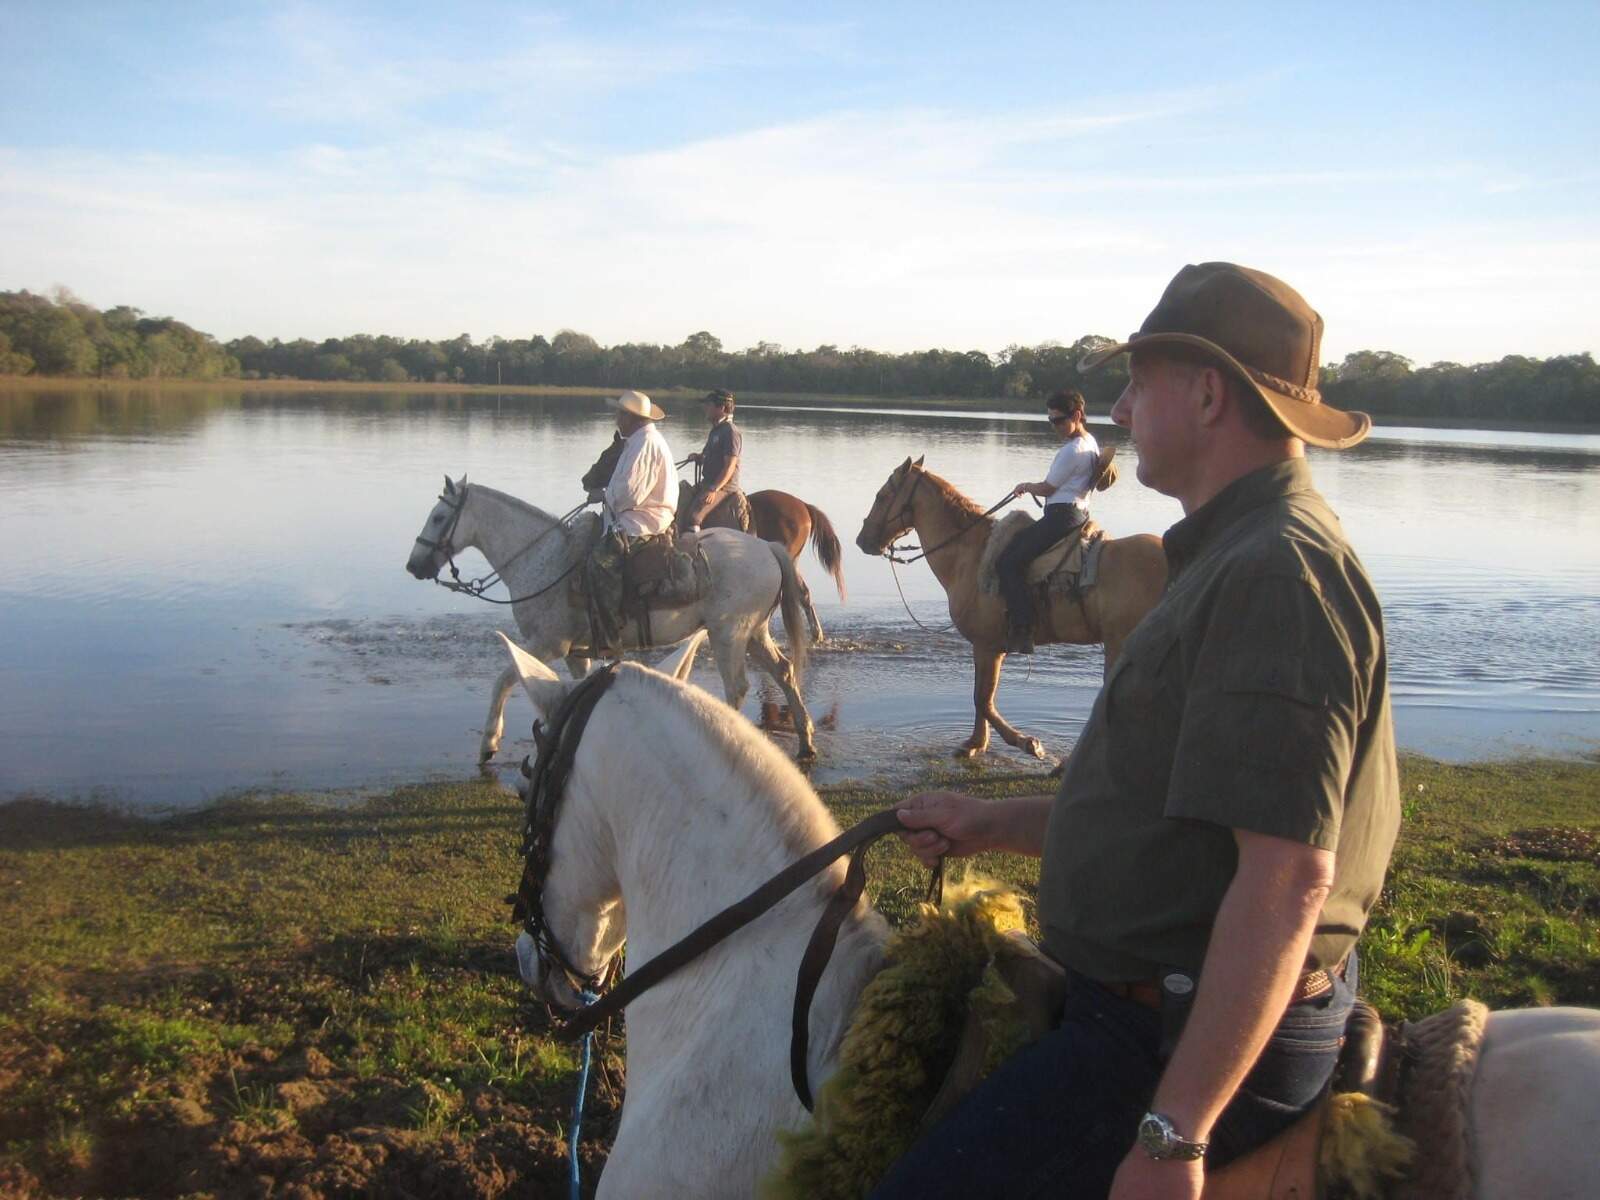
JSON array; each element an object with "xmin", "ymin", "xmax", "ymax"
[{"xmin": 1099, "ymin": 965, "xmax": 1338, "ymax": 1012}]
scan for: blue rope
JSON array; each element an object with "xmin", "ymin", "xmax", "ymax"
[{"xmin": 568, "ymin": 989, "xmax": 599, "ymax": 1200}]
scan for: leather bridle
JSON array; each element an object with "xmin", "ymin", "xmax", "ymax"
[
  {"xmin": 412, "ymin": 486, "xmax": 468, "ymax": 574},
  {"xmin": 510, "ymin": 663, "xmax": 625, "ymax": 998},
  {"xmin": 864, "ymin": 464, "xmax": 924, "ymax": 556}
]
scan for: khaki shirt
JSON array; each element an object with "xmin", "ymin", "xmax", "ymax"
[{"xmin": 1038, "ymin": 459, "xmax": 1399, "ymax": 981}]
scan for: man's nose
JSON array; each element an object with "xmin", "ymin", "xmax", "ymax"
[{"xmin": 1110, "ymin": 387, "xmax": 1132, "ymax": 428}]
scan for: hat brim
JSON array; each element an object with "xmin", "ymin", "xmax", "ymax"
[
  {"xmin": 609, "ymin": 396, "xmax": 666, "ymax": 421},
  {"xmin": 1080, "ymin": 333, "xmax": 1371, "ymax": 450}
]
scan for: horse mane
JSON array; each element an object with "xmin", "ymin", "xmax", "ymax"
[
  {"xmin": 609, "ymin": 663, "xmax": 841, "ymax": 856},
  {"xmin": 467, "ymin": 483, "xmax": 557, "ymax": 525},
  {"xmin": 917, "ymin": 467, "xmax": 989, "ymax": 521}
]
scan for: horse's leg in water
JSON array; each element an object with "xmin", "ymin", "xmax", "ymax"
[
  {"xmin": 747, "ymin": 627, "xmax": 816, "ymax": 761},
  {"xmin": 796, "ymin": 571, "xmax": 825, "ymax": 644},
  {"xmin": 480, "ymin": 663, "xmax": 520, "ymax": 762},
  {"xmin": 974, "ymin": 645, "xmax": 1047, "ymax": 760},
  {"xmin": 957, "ymin": 646, "xmax": 996, "ymax": 758},
  {"xmin": 565, "ymin": 652, "xmax": 593, "ymax": 680}
]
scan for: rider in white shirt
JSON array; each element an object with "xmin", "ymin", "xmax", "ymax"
[
  {"xmin": 585, "ymin": 391, "xmax": 677, "ymax": 652},
  {"xmin": 997, "ymin": 389, "xmax": 1099, "ymax": 654},
  {"xmin": 604, "ymin": 391, "xmax": 677, "ymax": 536}
]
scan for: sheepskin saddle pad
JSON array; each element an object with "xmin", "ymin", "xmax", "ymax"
[{"xmin": 977, "ymin": 511, "xmax": 1104, "ymax": 596}]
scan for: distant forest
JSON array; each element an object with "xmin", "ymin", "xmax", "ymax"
[{"xmin": 2, "ymin": 287, "xmax": 1596, "ymax": 424}]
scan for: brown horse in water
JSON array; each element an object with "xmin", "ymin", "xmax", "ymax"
[
  {"xmin": 856, "ymin": 456, "xmax": 1167, "ymax": 760},
  {"xmin": 581, "ymin": 439, "xmax": 845, "ymax": 642}
]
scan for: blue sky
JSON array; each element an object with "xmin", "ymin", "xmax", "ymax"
[{"xmin": 3, "ymin": 1, "xmax": 1597, "ymax": 363}]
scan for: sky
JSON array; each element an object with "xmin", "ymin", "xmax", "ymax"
[{"xmin": 3, "ymin": 1, "xmax": 1597, "ymax": 365}]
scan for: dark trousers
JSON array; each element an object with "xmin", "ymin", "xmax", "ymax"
[
  {"xmin": 869, "ymin": 958, "xmax": 1359, "ymax": 1200},
  {"xmin": 997, "ymin": 504, "xmax": 1086, "ymax": 632}
]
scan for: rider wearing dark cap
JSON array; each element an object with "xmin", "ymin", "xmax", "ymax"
[{"xmin": 685, "ymin": 389, "xmax": 747, "ymax": 533}]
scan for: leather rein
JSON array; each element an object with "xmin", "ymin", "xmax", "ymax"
[{"xmin": 510, "ymin": 664, "xmax": 942, "ymax": 1111}]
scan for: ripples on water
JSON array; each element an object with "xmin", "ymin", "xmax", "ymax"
[{"xmin": 1, "ymin": 387, "xmax": 1596, "ymax": 808}]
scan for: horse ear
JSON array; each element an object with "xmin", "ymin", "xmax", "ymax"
[
  {"xmin": 657, "ymin": 630, "xmax": 707, "ymax": 682},
  {"xmin": 496, "ymin": 632, "xmax": 567, "ymax": 719},
  {"xmin": 459, "ymin": 473, "xmax": 468, "ymax": 488},
  {"xmin": 913, "ymin": 455, "xmax": 924, "ymax": 468},
  {"xmin": 444, "ymin": 474, "xmax": 455, "ymax": 495},
  {"xmin": 899, "ymin": 456, "xmax": 912, "ymax": 471}
]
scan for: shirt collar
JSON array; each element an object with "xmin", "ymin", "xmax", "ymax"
[{"xmin": 1162, "ymin": 458, "xmax": 1313, "ymax": 569}]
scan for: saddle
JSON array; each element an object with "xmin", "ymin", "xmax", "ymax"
[
  {"xmin": 622, "ymin": 534, "xmax": 710, "ymax": 646},
  {"xmin": 977, "ymin": 511, "xmax": 1105, "ymax": 596},
  {"xmin": 576, "ymin": 528, "xmax": 711, "ymax": 653}
]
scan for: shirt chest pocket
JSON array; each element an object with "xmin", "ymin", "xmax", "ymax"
[{"xmin": 1103, "ymin": 623, "xmax": 1183, "ymax": 796}]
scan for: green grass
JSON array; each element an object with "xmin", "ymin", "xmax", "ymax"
[{"xmin": 0, "ymin": 757, "xmax": 1595, "ymax": 1195}]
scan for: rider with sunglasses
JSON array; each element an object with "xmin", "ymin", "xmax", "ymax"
[{"xmin": 997, "ymin": 389, "xmax": 1099, "ymax": 654}]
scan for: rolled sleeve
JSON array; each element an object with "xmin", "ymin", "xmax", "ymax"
[{"xmin": 1165, "ymin": 571, "xmax": 1359, "ymax": 850}]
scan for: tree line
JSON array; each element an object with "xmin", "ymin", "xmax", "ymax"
[{"xmin": 2, "ymin": 288, "xmax": 1595, "ymax": 424}]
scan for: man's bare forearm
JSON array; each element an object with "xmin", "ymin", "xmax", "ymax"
[
  {"xmin": 1149, "ymin": 834, "xmax": 1333, "ymax": 1142},
  {"xmin": 985, "ymin": 794, "xmax": 1055, "ymax": 856}
]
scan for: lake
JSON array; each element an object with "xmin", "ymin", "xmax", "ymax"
[{"xmin": 2, "ymin": 386, "xmax": 1597, "ymax": 810}]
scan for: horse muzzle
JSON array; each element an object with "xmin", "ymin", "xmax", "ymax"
[{"xmin": 405, "ymin": 549, "xmax": 441, "ymax": 580}]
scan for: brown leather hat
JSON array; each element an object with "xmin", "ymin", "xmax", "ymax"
[{"xmin": 1080, "ymin": 262, "xmax": 1370, "ymax": 449}]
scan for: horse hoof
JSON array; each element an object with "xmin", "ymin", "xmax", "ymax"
[
  {"xmin": 1048, "ymin": 758, "xmax": 1066, "ymax": 778},
  {"xmin": 954, "ymin": 745, "xmax": 983, "ymax": 760},
  {"xmin": 1023, "ymin": 739, "xmax": 1046, "ymax": 760},
  {"xmin": 795, "ymin": 748, "xmax": 818, "ymax": 766}
]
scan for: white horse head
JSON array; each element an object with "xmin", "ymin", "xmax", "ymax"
[
  {"xmin": 405, "ymin": 474, "xmax": 473, "ymax": 580},
  {"xmin": 494, "ymin": 627, "xmax": 885, "ymax": 1197},
  {"xmin": 503, "ymin": 631, "xmax": 705, "ymax": 1011}
]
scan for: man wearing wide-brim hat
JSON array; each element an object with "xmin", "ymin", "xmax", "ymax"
[
  {"xmin": 881, "ymin": 263, "xmax": 1399, "ymax": 1199},
  {"xmin": 585, "ymin": 391, "xmax": 677, "ymax": 652}
]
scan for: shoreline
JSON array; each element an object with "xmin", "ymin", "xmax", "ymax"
[
  {"xmin": 5, "ymin": 742, "xmax": 1597, "ymax": 821},
  {"xmin": 3, "ymin": 375, "xmax": 1596, "ymax": 434}
]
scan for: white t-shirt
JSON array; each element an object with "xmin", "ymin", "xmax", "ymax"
[
  {"xmin": 605, "ymin": 422, "xmax": 678, "ymax": 536},
  {"xmin": 1043, "ymin": 431, "xmax": 1099, "ymax": 511}
]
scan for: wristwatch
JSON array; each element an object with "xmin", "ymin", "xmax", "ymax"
[{"xmin": 1136, "ymin": 1111, "xmax": 1208, "ymax": 1161}]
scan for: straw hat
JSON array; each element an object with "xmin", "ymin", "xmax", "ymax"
[
  {"xmin": 1080, "ymin": 262, "xmax": 1370, "ymax": 449},
  {"xmin": 610, "ymin": 390, "xmax": 665, "ymax": 421}
]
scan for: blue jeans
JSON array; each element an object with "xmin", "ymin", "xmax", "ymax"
[{"xmin": 869, "ymin": 958, "xmax": 1359, "ymax": 1200}]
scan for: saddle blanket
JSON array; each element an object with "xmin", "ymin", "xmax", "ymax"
[{"xmin": 977, "ymin": 511, "xmax": 1105, "ymax": 596}]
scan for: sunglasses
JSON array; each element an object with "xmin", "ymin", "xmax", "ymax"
[{"xmin": 1047, "ymin": 413, "xmax": 1073, "ymax": 425}]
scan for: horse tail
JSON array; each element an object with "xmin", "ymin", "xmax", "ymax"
[
  {"xmin": 768, "ymin": 541, "xmax": 809, "ymax": 680},
  {"xmin": 805, "ymin": 504, "xmax": 847, "ymax": 602}
]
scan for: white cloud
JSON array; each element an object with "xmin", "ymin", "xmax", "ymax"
[{"xmin": 2, "ymin": 98, "xmax": 1595, "ymax": 364}]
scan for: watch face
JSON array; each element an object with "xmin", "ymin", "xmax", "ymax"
[{"xmin": 1137, "ymin": 1114, "xmax": 1171, "ymax": 1156}]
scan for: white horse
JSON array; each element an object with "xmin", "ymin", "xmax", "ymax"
[
  {"xmin": 497, "ymin": 634, "xmax": 1600, "ymax": 1200},
  {"xmin": 405, "ymin": 476, "xmax": 817, "ymax": 760}
]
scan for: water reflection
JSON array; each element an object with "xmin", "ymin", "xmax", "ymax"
[{"xmin": 0, "ymin": 387, "xmax": 1596, "ymax": 809}]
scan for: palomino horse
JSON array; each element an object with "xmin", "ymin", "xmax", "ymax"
[
  {"xmin": 580, "ymin": 436, "xmax": 846, "ymax": 641},
  {"xmin": 405, "ymin": 476, "xmax": 817, "ymax": 760},
  {"xmin": 497, "ymin": 635, "xmax": 1600, "ymax": 1199},
  {"xmin": 856, "ymin": 456, "xmax": 1167, "ymax": 760}
]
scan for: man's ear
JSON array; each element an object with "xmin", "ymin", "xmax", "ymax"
[
  {"xmin": 657, "ymin": 630, "xmax": 707, "ymax": 682},
  {"xmin": 496, "ymin": 632, "xmax": 568, "ymax": 720}
]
